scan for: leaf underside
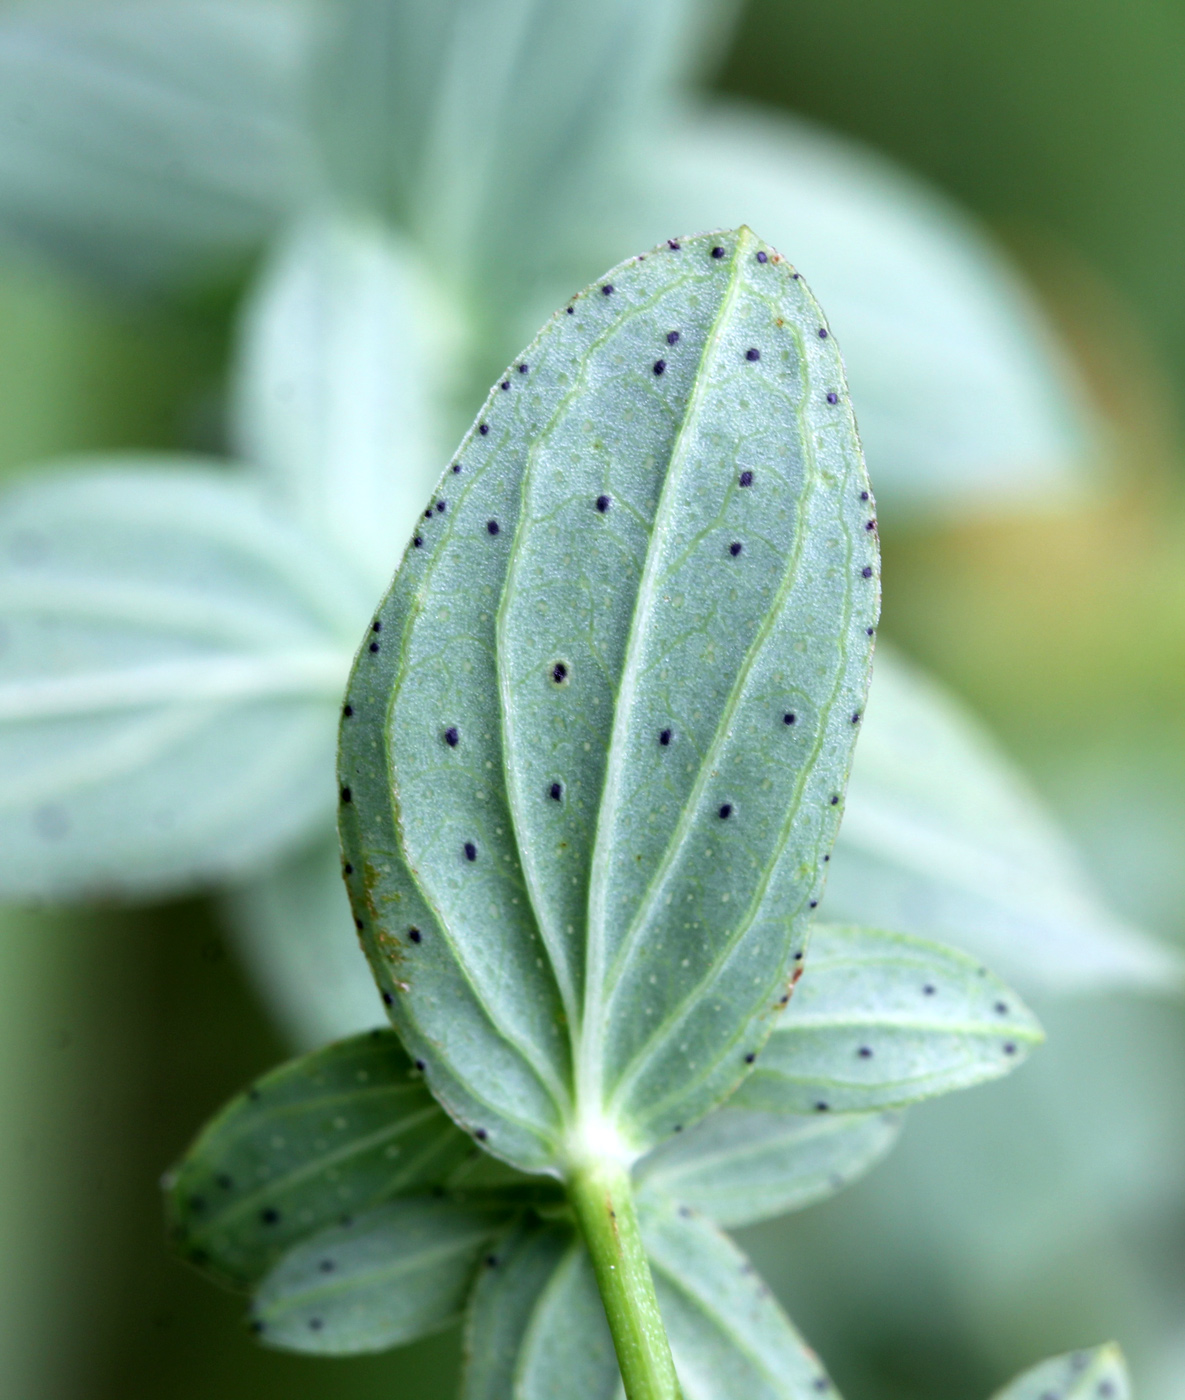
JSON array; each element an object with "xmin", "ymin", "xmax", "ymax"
[
  {"xmin": 989, "ymin": 1346, "xmax": 1130, "ymax": 1400},
  {"xmin": 338, "ymin": 226, "xmax": 877, "ymax": 1172},
  {"xmin": 734, "ymin": 923, "xmax": 1043, "ymax": 1116}
]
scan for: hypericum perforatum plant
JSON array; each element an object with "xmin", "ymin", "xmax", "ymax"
[{"xmin": 167, "ymin": 229, "xmax": 1123, "ymax": 1400}]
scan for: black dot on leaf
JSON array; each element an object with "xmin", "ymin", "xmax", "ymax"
[
  {"xmin": 923, "ymin": 984, "xmax": 936, "ymax": 996},
  {"xmin": 659, "ymin": 728, "xmax": 672, "ymax": 746},
  {"xmin": 519, "ymin": 363, "xmax": 529, "ymax": 373},
  {"xmin": 475, "ymin": 1128, "xmax": 488, "ymax": 1141},
  {"xmin": 551, "ymin": 662, "xmax": 568, "ymax": 683},
  {"xmin": 809, "ymin": 900, "xmax": 818, "ymax": 908},
  {"xmin": 729, "ymin": 541, "xmax": 743, "ymax": 557},
  {"xmin": 479, "ymin": 423, "xmax": 489, "ymax": 435},
  {"xmin": 260, "ymin": 1208, "xmax": 280, "ymax": 1225},
  {"xmin": 827, "ymin": 392, "xmax": 838, "ymax": 404},
  {"xmin": 784, "ymin": 712, "xmax": 796, "ymax": 725},
  {"xmin": 464, "ymin": 842, "xmax": 477, "ymax": 862},
  {"xmin": 830, "ymin": 795, "xmax": 839, "ymax": 805},
  {"xmin": 860, "ymin": 491, "xmax": 869, "ymax": 501},
  {"xmin": 862, "ymin": 566, "xmax": 874, "ymax": 578},
  {"xmin": 452, "ymin": 462, "xmax": 462, "ymax": 473},
  {"xmin": 745, "ymin": 347, "xmax": 761, "ymax": 362},
  {"xmin": 368, "ymin": 641, "xmax": 379, "ymax": 652},
  {"xmin": 319, "ymin": 1260, "xmax": 335, "ymax": 1273},
  {"xmin": 445, "ymin": 726, "xmax": 459, "ymax": 747},
  {"xmin": 382, "ymin": 991, "xmax": 393, "ymax": 1006},
  {"xmin": 415, "ymin": 1059, "xmax": 425, "ymax": 1071},
  {"xmin": 745, "ymin": 1053, "xmax": 756, "ymax": 1063},
  {"xmin": 667, "ymin": 330, "xmax": 680, "ymax": 344},
  {"xmin": 718, "ymin": 803, "xmax": 733, "ymax": 819},
  {"xmin": 309, "ymin": 1318, "xmax": 323, "ymax": 1331},
  {"xmin": 487, "ymin": 519, "xmax": 500, "ymax": 535},
  {"xmin": 818, "ymin": 328, "xmax": 828, "ymax": 339},
  {"xmin": 711, "ymin": 246, "xmax": 726, "ymax": 259},
  {"xmin": 413, "ymin": 535, "xmax": 423, "ymax": 548},
  {"xmin": 668, "ymin": 239, "xmax": 681, "ymax": 250},
  {"xmin": 409, "ymin": 927, "xmax": 422, "ymax": 944},
  {"xmin": 602, "ymin": 284, "xmax": 614, "ymax": 296},
  {"xmin": 343, "ymin": 862, "xmax": 353, "ymax": 875},
  {"xmin": 500, "ymin": 380, "xmax": 510, "ymax": 390},
  {"xmin": 596, "ymin": 494, "xmax": 611, "ymax": 513},
  {"xmin": 815, "ymin": 1101, "xmax": 830, "ymax": 1112},
  {"xmin": 739, "ymin": 470, "xmax": 753, "ymax": 487},
  {"xmin": 340, "ymin": 787, "xmax": 351, "ymax": 804},
  {"xmin": 1003, "ymin": 1042, "xmax": 1017, "ymax": 1055},
  {"xmin": 549, "ymin": 782, "xmax": 563, "ymax": 801},
  {"xmin": 858, "ymin": 1046, "xmax": 873, "ymax": 1058},
  {"xmin": 342, "ymin": 704, "xmax": 353, "ymax": 718},
  {"xmin": 756, "ymin": 250, "xmax": 768, "ymax": 263}
]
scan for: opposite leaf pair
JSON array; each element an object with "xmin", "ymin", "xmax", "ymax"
[{"xmin": 166, "ymin": 920, "xmax": 1039, "ymax": 1391}]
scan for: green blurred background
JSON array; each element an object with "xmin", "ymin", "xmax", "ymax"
[{"xmin": 2, "ymin": 1, "xmax": 1183, "ymax": 1397}]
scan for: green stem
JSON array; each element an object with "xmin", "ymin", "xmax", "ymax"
[{"xmin": 567, "ymin": 1158, "xmax": 681, "ymax": 1400}]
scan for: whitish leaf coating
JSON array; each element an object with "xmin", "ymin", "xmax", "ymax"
[
  {"xmin": 251, "ymin": 1196, "xmax": 502, "ymax": 1354},
  {"xmin": 165, "ymin": 1029, "xmax": 473, "ymax": 1289},
  {"xmin": 338, "ymin": 228, "xmax": 877, "ymax": 1172},
  {"xmin": 734, "ymin": 924, "xmax": 1043, "ymax": 1115},
  {"xmin": 634, "ymin": 1105, "xmax": 899, "ymax": 1228},
  {"xmin": 989, "ymin": 1346, "xmax": 1130, "ymax": 1400}
]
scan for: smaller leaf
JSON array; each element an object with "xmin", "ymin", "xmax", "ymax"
[
  {"xmin": 990, "ymin": 1345, "xmax": 1130, "ymax": 1400},
  {"xmin": 461, "ymin": 1220, "xmax": 574, "ymax": 1400},
  {"xmin": 734, "ymin": 924, "xmax": 1042, "ymax": 1116},
  {"xmin": 634, "ymin": 1106, "xmax": 900, "ymax": 1229},
  {"xmin": 641, "ymin": 1196, "xmax": 838, "ymax": 1400},
  {"xmin": 251, "ymin": 1196, "xmax": 502, "ymax": 1355},
  {"xmin": 510, "ymin": 1233, "xmax": 622, "ymax": 1400},
  {"xmin": 165, "ymin": 1029, "xmax": 474, "ymax": 1289}
]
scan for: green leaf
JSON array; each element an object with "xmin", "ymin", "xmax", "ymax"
[
  {"xmin": 250, "ymin": 1195, "xmax": 503, "ymax": 1355},
  {"xmin": 232, "ymin": 213, "xmax": 459, "ymax": 591},
  {"xmin": 634, "ymin": 1106, "xmax": 900, "ymax": 1228},
  {"xmin": 0, "ymin": 462, "xmax": 363, "ymax": 901},
  {"xmin": 829, "ymin": 646, "xmax": 1185, "ymax": 991},
  {"xmin": 614, "ymin": 105, "xmax": 1094, "ymax": 516},
  {"xmin": 221, "ymin": 836, "xmax": 385, "ymax": 1051},
  {"xmin": 641, "ymin": 1197, "xmax": 838, "ymax": 1400},
  {"xmin": 462, "ymin": 1220, "xmax": 606, "ymax": 1400},
  {"xmin": 0, "ymin": 0, "xmax": 311, "ymax": 289},
  {"xmin": 165, "ymin": 1028, "xmax": 474, "ymax": 1289},
  {"xmin": 311, "ymin": 0, "xmax": 707, "ymax": 314},
  {"xmin": 338, "ymin": 227, "xmax": 877, "ymax": 1172},
  {"xmin": 990, "ymin": 1346, "xmax": 1130, "ymax": 1400},
  {"xmin": 733, "ymin": 924, "xmax": 1042, "ymax": 1116}
]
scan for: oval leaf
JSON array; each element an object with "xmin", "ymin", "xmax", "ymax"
[
  {"xmin": 165, "ymin": 1029, "xmax": 474, "ymax": 1289},
  {"xmin": 634, "ymin": 1106, "xmax": 900, "ymax": 1229},
  {"xmin": 0, "ymin": 463, "xmax": 364, "ymax": 901},
  {"xmin": 733, "ymin": 924, "xmax": 1043, "ymax": 1116},
  {"xmin": 990, "ymin": 1346, "xmax": 1130, "ymax": 1400},
  {"xmin": 338, "ymin": 227, "xmax": 877, "ymax": 1172},
  {"xmin": 251, "ymin": 1196, "xmax": 502, "ymax": 1355}
]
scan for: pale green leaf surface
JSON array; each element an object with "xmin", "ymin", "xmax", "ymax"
[
  {"xmin": 735, "ymin": 925, "xmax": 1042, "ymax": 1116},
  {"xmin": 251, "ymin": 1195, "xmax": 502, "ymax": 1355},
  {"xmin": 338, "ymin": 228, "xmax": 876, "ymax": 1171},
  {"xmin": 512, "ymin": 1235, "xmax": 623, "ymax": 1400},
  {"xmin": 233, "ymin": 213, "xmax": 459, "ymax": 590},
  {"xmin": 829, "ymin": 646, "xmax": 1184, "ymax": 991},
  {"xmin": 165, "ymin": 1028, "xmax": 475, "ymax": 1290},
  {"xmin": 0, "ymin": 0, "xmax": 313, "ymax": 289},
  {"xmin": 990, "ymin": 1346, "xmax": 1130, "ymax": 1400},
  {"xmin": 461, "ymin": 1220, "xmax": 576, "ymax": 1400},
  {"xmin": 311, "ymin": 0, "xmax": 710, "ymax": 313},
  {"xmin": 222, "ymin": 837, "xmax": 385, "ymax": 1051},
  {"xmin": 634, "ymin": 1106, "xmax": 900, "ymax": 1228},
  {"xmin": 641, "ymin": 1197, "xmax": 838, "ymax": 1400},
  {"xmin": 616, "ymin": 105, "xmax": 1093, "ymax": 515},
  {"xmin": 0, "ymin": 462, "xmax": 366, "ymax": 900}
]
